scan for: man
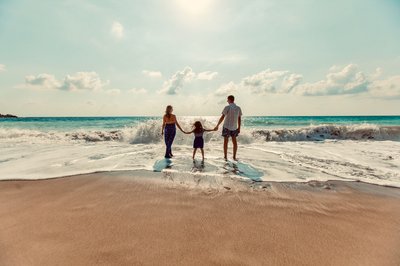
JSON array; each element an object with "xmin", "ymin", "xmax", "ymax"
[{"xmin": 214, "ymin": 95, "xmax": 242, "ymax": 160}]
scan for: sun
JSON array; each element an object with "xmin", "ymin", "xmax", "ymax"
[{"xmin": 174, "ymin": 0, "xmax": 214, "ymax": 16}]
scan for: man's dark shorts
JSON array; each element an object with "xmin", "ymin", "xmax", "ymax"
[{"xmin": 222, "ymin": 127, "xmax": 239, "ymax": 137}]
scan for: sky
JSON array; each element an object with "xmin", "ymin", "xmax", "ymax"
[{"xmin": 0, "ymin": 0, "xmax": 399, "ymax": 116}]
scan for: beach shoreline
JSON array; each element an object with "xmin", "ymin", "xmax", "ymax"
[{"xmin": 1, "ymin": 171, "xmax": 399, "ymax": 265}]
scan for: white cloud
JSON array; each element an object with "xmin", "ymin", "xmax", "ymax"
[
  {"xmin": 329, "ymin": 65, "xmax": 341, "ymax": 72},
  {"xmin": 369, "ymin": 75, "xmax": 400, "ymax": 98},
  {"xmin": 156, "ymin": 67, "xmax": 219, "ymax": 95},
  {"xmin": 214, "ymin": 82, "xmax": 237, "ymax": 96},
  {"xmin": 106, "ymin": 89, "xmax": 121, "ymax": 96},
  {"xmin": 142, "ymin": 70, "xmax": 162, "ymax": 78},
  {"xmin": 111, "ymin": 21, "xmax": 124, "ymax": 39},
  {"xmin": 294, "ymin": 64, "xmax": 369, "ymax": 96},
  {"xmin": 285, "ymin": 64, "xmax": 399, "ymax": 98},
  {"xmin": 61, "ymin": 72, "xmax": 107, "ymax": 91},
  {"xmin": 280, "ymin": 73, "xmax": 303, "ymax": 93},
  {"xmin": 242, "ymin": 69, "xmax": 300, "ymax": 94},
  {"xmin": 24, "ymin": 72, "xmax": 108, "ymax": 92},
  {"xmin": 129, "ymin": 88, "xmax": 147, "ymax": 94},
  {"xmin": 159, "ymin": 66, "xmax": 195, "ymax": 95},
  {"xmin": 0, "ymin": 64, "xmax": 5, "ymax": 72},
  {"xmin": 212, "ymin": 64, "xmax": 398, "ymax": 98},
  {"xmin": 25, "ymin": 73, "xmax": 61, "ymax": 89},
  {"xmin": 240, "ymin": 64, "xmax": 396, "ymax": 98},
  {"xmin": 197, "ymin": 71, "xmax": 218, "ymax": 80},
  {"xmin": 371, "ymin": 67, "xmax": 383, "ymax": 80}
]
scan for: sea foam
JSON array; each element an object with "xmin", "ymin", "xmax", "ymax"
[
  {"xmin": 0, "ymin": 118, "xmax": 399, "ymax": 187},
  {"xmin": 1, "ymin": 120, "xmax": 399, "ymax": 143}
]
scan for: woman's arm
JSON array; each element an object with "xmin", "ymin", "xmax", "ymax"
[{"xmin": 161, "ymin": 115, "xmax": 166, "ymax": 136}]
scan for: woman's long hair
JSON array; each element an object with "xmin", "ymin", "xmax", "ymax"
[
  {"xmin": 165, "ymin": 105, "xmax": 173, "ymax": 118},
  {"xmin": 193, "ymin": 121, "xmax": 203, "ymax": 134}
]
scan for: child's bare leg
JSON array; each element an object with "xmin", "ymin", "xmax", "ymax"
[
  {"xmin": 200, "ymin": 148, "xmax": 204, "ymax": 161},
  {"xmin": 192, "ymin": 148, "xmax": 197, "ymax": 160}
]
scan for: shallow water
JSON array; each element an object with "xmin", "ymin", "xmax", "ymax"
[{"xmin": 0, "ymin": 116, "xmax": 399, "ymax": 187}]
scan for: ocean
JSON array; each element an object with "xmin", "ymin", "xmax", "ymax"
[{"xmin": 1, "ymin": 116, "xmax": 399, "ymax": 187}]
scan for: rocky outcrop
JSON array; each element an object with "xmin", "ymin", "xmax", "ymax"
[{"xmin": 0, "ymin": 113, "xmax": 18, "ymax": 118}]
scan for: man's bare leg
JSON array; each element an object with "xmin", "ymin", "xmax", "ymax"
[
  {"xmin": 232, "ymin": 136, "xmax": 238, "ymax": 160},
  {"xmin": 223, "ymin": 137, "xmax": 229, "ymax": 160}
]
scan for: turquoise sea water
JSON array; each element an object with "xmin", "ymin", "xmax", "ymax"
[
  {"xmin": 1, "ymin": 116, "xmax": 399, "ymax": 186},
  {"xmin": 1, "ymin": 116, "xmax": 399, "ymax": 131}
]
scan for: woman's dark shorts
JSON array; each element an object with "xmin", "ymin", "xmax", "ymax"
[{"xmin": 222, "ymin": 127, "xmax": 239, "ymax": 137}]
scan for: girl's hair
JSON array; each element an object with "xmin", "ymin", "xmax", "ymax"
[
  {"xmin": 165, "ymin": 105, "xmax": 173, "ymax": 118},
  {"xmin": 193, "ymin": 121, "xmax": 203, "ymax": 134}
]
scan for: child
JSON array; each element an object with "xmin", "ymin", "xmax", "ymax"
[{"xmin": 184, "ymin": 121, "xmax": 216, "ymax": 162}]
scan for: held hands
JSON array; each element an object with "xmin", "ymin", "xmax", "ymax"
[{"xmin": 213, "ymin": 126, "xmax": 219, "ymax": 131}]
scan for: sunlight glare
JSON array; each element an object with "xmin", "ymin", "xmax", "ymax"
[{"xmin": 175, "ymin": 0, "xmax": 214, "ymax": 16}]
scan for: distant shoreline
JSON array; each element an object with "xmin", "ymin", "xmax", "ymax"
[{"xmin": 0, "ymin": 113, "xmax": 18, "ymax": 118}]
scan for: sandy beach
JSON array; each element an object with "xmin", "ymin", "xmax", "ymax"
[
  {"xmin": 0, "ymin": 171, "xmax": 399, "ymax": 266},
  {"xmin": 2, "ymin": 0, "xmax": 400, "ymax": 264}
]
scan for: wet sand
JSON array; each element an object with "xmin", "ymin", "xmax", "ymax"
[{"xmin": 0, "ymin": 171, "xmax": 399, "ymax": 266}]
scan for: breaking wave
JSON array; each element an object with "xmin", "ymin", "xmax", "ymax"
[
  {"xmin": 252, "ymin": 124, "xmax": 400, "ymax": 141},
  {"xmin": 0, "ymin": 120, "xmax": 399, "ymax": 143}
]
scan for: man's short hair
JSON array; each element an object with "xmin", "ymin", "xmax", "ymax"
[{"xmin": 228, "ymin": 95, "xmax": 235, "ymax": 102}]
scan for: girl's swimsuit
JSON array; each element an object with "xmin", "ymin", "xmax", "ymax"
[
  {"xmin": 164, "ymin": 123, "xmax": 176, "ymax": 158},
  {"xmin": 193, "ymin": 130, "xmax": 204, "ymax": 149}
]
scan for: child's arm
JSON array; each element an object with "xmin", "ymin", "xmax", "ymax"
[
  {"xmin": 175, "ymin": 118, "xmax": 185, "ymax": 133},
  {"xmin": 183, "ymin": 129, "xmax": 194, "ymax": 134},
  {"xmin": 204, "ymin": 128, "xmax": 217, "ymax": 132}
]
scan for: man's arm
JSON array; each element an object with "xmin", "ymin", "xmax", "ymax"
[
  {"xmin": 214, "ymin": 114, "xmax": 225, "ymax": 130},
  {"xmin": 237, "ymin": 115, "xmax": 241, "ymax": 133}
]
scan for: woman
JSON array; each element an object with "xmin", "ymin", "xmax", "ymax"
[{"xmin": 161, "ymin": 105, "xmax": 185, "ymax": 158}]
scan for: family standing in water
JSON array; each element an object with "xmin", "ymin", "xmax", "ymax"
[{"xmin": 161, "ymin": 95, "xmax": 242, "ymax": 162}]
